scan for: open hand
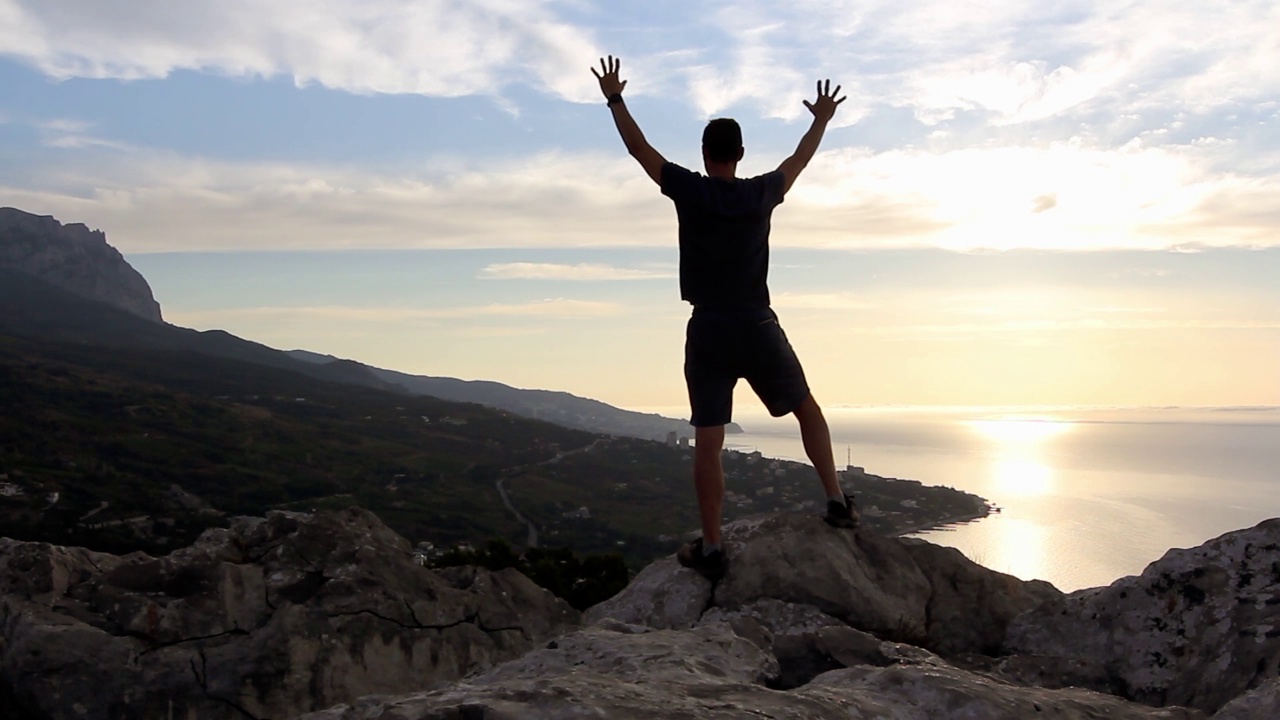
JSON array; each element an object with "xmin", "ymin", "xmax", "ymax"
[
  {"xmin": 803, "ymin": 79, "xmax": 846, "ymax": 122},
  {"xmin": 591, "ymin": 55, "xmax": 627, "ymax": 98}
]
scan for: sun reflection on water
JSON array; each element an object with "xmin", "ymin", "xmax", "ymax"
[
  {"xmin": 969, "ymin": 417, "xmax": 1071, "ymax": 496},
  {"xmin": 958, "ymin": 416, "xmax": 1074, "ymax": 582}
]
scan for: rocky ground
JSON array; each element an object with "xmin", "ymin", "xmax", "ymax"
[{"xmin": 3, "ymin": 508, "xmax": 1278, "ymax": 719}]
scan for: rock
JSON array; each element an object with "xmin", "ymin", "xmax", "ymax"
[
  {"xmin": 1212, "ymin": 678, "xmax": 1280, "ymax": 720},
  {"xmin": 715, "ymin": 515, "xmax": 932, "ymax": 642},
  {"xmin": 813, "ymin": 664, "xmax": 1206, "ymax": 720},
  {"xmin": 1007, "ymin": 518, "xmax": 1280, "ymax": 714},
  {"xmin": 299, "ymin": 620, "xmax": 1206, "ymax": 720},
  {"xmin": 583, "ymin": 555, "xmax": 710, "ymax": 629},
  {"xmin": 592, "ymin": 512, "xmax": 1055, "ymax": 657},
  {"xmin": 0, "ymin": 207, "xmax": 163, "ymax": 322},
  {"xmin": 0, "ymin": 508, "xmax": 579, "ymax": 720},
  {"xmin": 900, "ymin": 537, "xmax": 1061, "ymax": 655}
]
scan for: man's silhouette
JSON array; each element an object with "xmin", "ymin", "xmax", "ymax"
[{"xmin": 593, "ymin": 56, "xmax": 858, "ymax": 581}]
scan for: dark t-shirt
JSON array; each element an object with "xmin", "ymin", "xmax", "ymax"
[{"xmin": 661, "ymin": 162, "xmax": 785, "ymax": 309}]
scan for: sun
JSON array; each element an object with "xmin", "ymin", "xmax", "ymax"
[{"xmin": 969, "ymin": 416, "xmax": 1073, "ymax": 496}]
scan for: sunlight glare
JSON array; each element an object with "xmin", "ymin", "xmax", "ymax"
[
  {"xmin": 970, "ymin": 417, "xmax": 1072, "ymax": 496},
  {"xmin": 992, "ymin": 456, "xmax": 1053, "ymax": 495}
]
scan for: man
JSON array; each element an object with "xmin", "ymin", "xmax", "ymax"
[{"xmin": 592, "ymin": 56, "xmax": 858, "ymax": 582}]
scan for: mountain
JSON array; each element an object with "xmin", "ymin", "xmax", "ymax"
[
  {"xmin": 0, "ymin": 268, "xmax": 394, "ymax": 392},
  {"xmin": 289, "ymin": 351, "xmax": 742, "ymax": 440},
  {"xmin": 0, "ymin": 206, "xmax": 717, "ymax": 441},
  {"xmin": 0, "ymin": 207, "xmax": 162, "ymax": 322},
  {"xmin": 6, "ymin": 508, "xmax": 1277, "ymax": 719}
]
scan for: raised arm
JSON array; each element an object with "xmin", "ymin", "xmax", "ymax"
[
  {"xmin": 777, "ymin": 79, "xmax": 846, "ymax": 195},
  {"xmin": 592, "ymin": 56, "xmax": 665, "ymax": 185}
]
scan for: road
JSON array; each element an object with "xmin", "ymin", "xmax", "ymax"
[{"xmin": 495, "ymin": 438, "xmax": 608, "ymax": 548}]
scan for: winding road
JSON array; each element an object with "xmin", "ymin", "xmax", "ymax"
[{"xmin": 495, "ymin": 438, "xmax": 607, "ymax": 548}]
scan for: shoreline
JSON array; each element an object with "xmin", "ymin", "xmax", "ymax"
[{"xmin": 890, "ymin": 509, "xmax": 993, "ymax": 538}]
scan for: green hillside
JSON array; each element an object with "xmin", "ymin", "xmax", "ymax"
[{"xmin": 0, "ymin": 333, "xmax": 594, "ymax": 554}]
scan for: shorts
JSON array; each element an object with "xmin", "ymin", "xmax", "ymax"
[{"xmin": 684, "ymin": 307, "xmax": 810, "ymax": 427}]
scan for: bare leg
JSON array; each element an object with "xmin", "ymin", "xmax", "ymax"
[
  {"xmin": 793, "ymin": 394, "xmax": 843, "ymax": 499},
  {"xmin": 693, "ymin": 425, "xmax": 726, "ymax": 546}
]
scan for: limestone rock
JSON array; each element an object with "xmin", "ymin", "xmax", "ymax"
[
  {"xmin": 1007, "ymin": 518, "xmax": 1280, "ymax": 714},
  {"xmin": 716, "ymin": 514, "xmax": 933, "ymax": 643},
  {"xmin": 300, "ymin": 620, "xmax": 1205, "ymax": 720},
  {"xmin": 583, "ymin": 555, "xmax": 710, "ymax": 629},
  {"xmin": 0, "ymin": 207, "xmax": 162, "ymax": 322},
  {"xmin": 591, "ymin": 512, "xmax": 1056, "ymax": 657},
  {"xmin": 1212, "ymin": 678, "xmax": 1280, "ymax": 720},
  {"xmin": 0, "ymin": 508, "xmax": 579, "ymax": 720},
  {"xmin": 900, "ymin": 537, "xmax": 1061, "ymax": 655}
]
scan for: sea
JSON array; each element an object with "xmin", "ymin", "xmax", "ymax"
[{"xmin": 640, "ymin": 405, "xmax": 1280, "ymax": 592}]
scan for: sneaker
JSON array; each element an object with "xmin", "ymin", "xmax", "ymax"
[
  {"xmin": 677, "ymin": 538, "xmax": 728, "ymax": 581},
  {"xmin": 824, "ymin": 493, "xmax": 860, "ymax": 529}
]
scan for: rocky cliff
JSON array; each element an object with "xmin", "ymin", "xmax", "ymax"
[
  {"xmin": 0, "ymin": 207, "xmax": 162, "ymax": 322},
  {"xmin": 0, "ymin": 508, "xmax": 578, "ymax": 720},
  {"xmin": 3, "ymin": 509, "xmax": 1278, "ymax": 719}
]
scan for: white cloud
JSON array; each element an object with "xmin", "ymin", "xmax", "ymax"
[
  {"xmin": 6, "ymin": 134, "xmax": 1278, "ymax": 253},
  {"xmin": 677, "ymin": 0, "xmax": 1279, "ymax": 131},
  {"xmin": 779, "ymin": 141, "xmax": 1280, "ymax": 251},
  {"xmin": 772, "ymin": 292, "xmax": 873, "ymax": 310},
  {"xmin": 0, "ymin": 0, "xmax": 603, "ymax": 102},
  {"xmin": 478, "ymin": 262, "xmax": 674, "ymax": 281}
]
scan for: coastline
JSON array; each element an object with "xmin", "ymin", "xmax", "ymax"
[{"xmin": 890, "ymin": 508, "xmax": 993, "ymax": 538}]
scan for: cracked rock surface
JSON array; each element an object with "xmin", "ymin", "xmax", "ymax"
[
  {"xmin": 318, "ymin": 513, "xmax": 1280, "ymax": 719},
  {"xmin": 1008, "ymin": 518, "xmax": 1280, "ymax": 714},
  {"xmin": 588, "ymin": 512, "xmax": 1057, "ymax": 657},
  {"xmin": 0, "ymin": 507, "xmax": 579, "ymax": 720},
  {"xmin": 300, "ymin": 620, "xmax": 1204, "ymax": 720}
]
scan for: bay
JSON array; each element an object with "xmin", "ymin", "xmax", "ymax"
[{"xmin": 642, "ymin": 405, "xmax": 1280, "ymax": 591}]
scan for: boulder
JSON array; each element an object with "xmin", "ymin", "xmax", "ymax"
[
  {"xmin": 299, "ymin": 620, "xmax": 1206, "ymax": 720},
  {"xmin": 1212, "ymin": 678, "xmax": 1280, "ymax": 720},
  {"xmin": 0, "ymin": 508, "xmax": 579, "ymax": 720},
  {"xmin": 589, "ymin": 512, "xmax": 1058, "ymax": 656},
  {"xmin": 716, "ymin": 514, "xmax": 933, "ymax": 642},
  {"xmin": 1007, "ymin": 518, "xmax": 1280, "ymax": 714},
  {"xmin": 583, "ymin": 555, "xmax": 710, "ymax": 629},
  {"xmin": 900, "ymin": 537, "xmax": 1061, "ymax": 655}
]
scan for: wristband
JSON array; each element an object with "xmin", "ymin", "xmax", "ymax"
[{"xmin": 607, "ymin": 93, "xmax": 624, "ymax": 106}]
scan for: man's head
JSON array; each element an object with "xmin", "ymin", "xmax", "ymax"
[{"xmin": 702, "ymin": 118, "xmax": 744, "ymax": 165}]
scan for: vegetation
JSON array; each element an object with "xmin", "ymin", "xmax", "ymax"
[
  {"xmin": 431, "ymin": 538, "xmax": 629, "ymax": 611},
  {"xmin": 0, "ymin": 331, "xmax": 989, "ymax": 608}
]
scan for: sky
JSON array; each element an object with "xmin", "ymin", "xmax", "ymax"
[{"xmin": 2, "ymin": 0, "xmax": 1278, "ymax": 414}]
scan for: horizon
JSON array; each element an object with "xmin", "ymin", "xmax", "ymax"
[{"xmin": 4, "ymin": 2, "xmax": 1278, "ymax": 411}]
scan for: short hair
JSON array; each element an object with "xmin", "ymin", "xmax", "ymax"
[{"xmin": 702, "ymin": 118, "xmax": 743, "ymax": 163}]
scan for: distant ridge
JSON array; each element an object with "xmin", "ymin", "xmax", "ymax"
[
  {"xmin": 0, "ymin": 268, "xmax": 395, "ymax": 393},
  {"xmin": 288, "ymin": 350, "xmax": 735, "ymax": 440}
]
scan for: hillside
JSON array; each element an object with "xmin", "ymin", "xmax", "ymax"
[
  {"xmin": 0, "ymin": 330, "xmax": 988, "ymax": 567},
  {"xmin": 292, "ymin": 351, "xmax": 745, "ymax": 440},
  {"xmin": 0, "ymin": 211, "xmax": 990, "ymax": 571}
]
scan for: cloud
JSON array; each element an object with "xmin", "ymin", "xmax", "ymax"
[
  {"xmin": 33, "ymin": 117, "xmax": 128, "ymax": 149},
  {"xmin": 0, "ymin": 0, "xmax": 603, "ymax": 102},
  {"xmin": 660, "ymin": 0, "xmax": 1279, "ymax": 135},
  {"xmin": 478, "ymin": 262, "xmax": 674, "ymax": 281},
  {"xmin": 772, "ymin": 292, "xmax": 873, "ymax": 310},
  {"xmin": 6, "ymin": 131, "xmax": 1279, "ymax": 253},
  {"xmin": 1031, "ymin": 193, "xmax": 1057, "ymax": 214}
]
